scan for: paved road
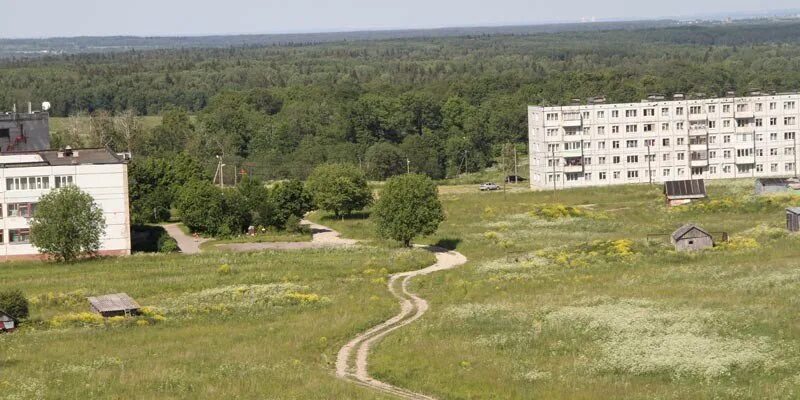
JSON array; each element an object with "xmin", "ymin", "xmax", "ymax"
[{"xmin": 163, "ymin": 224, "xmax": 208, "ymax": 254}]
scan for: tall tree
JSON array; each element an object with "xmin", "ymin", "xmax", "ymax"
[
  {"xmin": 373, "ymin": 174, "xmax": 444, "ymax": 247},
  {"xmin": 30, "ymin": 186, "xmax": 106, "ymax": 262}
]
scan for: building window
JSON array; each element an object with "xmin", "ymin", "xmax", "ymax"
[
  {"xmin": 785, "ymin": 117, "xmax": 796, "ymax": 126},
  {"xmin": 677, "ymin": 138, "xmax": 685, "ymax": 145},
  {"xmin": 771, "ymin": 163, "xmax": 779, "ymax": 172},
  {"xmin": 599, "ymin": 172, "xmax": 607, "ymax": 180},
  {"xmin": 612, "ymin": 141, "xmax": 620, "ymax": 149},
  {"xmin": 612, "ymin": 126, "xmax": 620, "ymax": 133},
  {"xmin": 6, "ymin": 176, "xmax": 50, "ymax": 191},
  {"xmin": 736, "ymin": 104, "xmax": 748, "ymax": 112},
  {"xmin": 613, "ymin": 171, "xmax": 621, "ymax": 179},
  {"xmin": 723, "ymin": 104, "xmax": 731, "ymax": 113},
  {"xmin": 663, "ymin": 168, "xmax": 671, "ymax": 176},
  {"xmin": 597, "ymin": 111, "xmax": 605, "ymax": 118},
  {"xmin": 598, "ymin": 157, "xmax": 606, "ymax": 164},
  {"xmin": 643, "ymin": 124, "xmax": 654, "ymax": 132},
  {"xmin": 546, "ymin": 128, "xmax": 559, "ymax": 136},
  {"xmin": 756, "ymin": 119, "xmax": 763, "ymax": 127},
  {"xmin": 709, "ymin": 151, "xmax": 716, "ymax": 159},
  {"xmin": 597, "ymin": 126, "xmax": 605, "ymax": 135},
  {"xmin": 627, "ymin": 155, "xmax": 639, "ymax": 163},
  {"xmin": 708, "ymin": 121, "xmax": 716, "ymax": 129},
  {"xmin": 723, "ymin": 166, "xmax": 731, "ymax": 174},
  {"xmin": 643, "ymin": 109, "xmax": 655, "ymax": 117},
  {"xmin": 546, "ymin": 113, "xmax": 559, "ymax": 121},
  {"xmin": 7, "ymin": 203, "xmax": 36, "ymax": 218},
  {"xmin": 770, "ymin": 133, "xmax": 778, "ymax": 141},
  {"xmin": 662, "ymin": 138, "xmax": 670, "ymax": 146},
  {"xmin": 689, "ymin": 106, "xmax": 703, "ymax": 114},
  {"xmin": 9, "ymin": 229, "xmax": 30, "ymax": 244},
  {"xmin": 645, "ymin": 139, "xmax": 655, "ymax": 147},
  {"xmin": 661, "ymin": 123, "xmax": 669, "ymax": 131},
  {"xmin": 756, "ymin": 164, "xmax": 764, "ymax": 172},
  {"xmin": 626, "ymin": 140, "xmax": 638, "ymax": 148},
  {"xmin": 709, "ymin": 105, "xmax": 717, "ymax": 113},
  {"xmin": 626, "ymin": 125, "xmax": 638, "ymax": 133},
  {"xmin": 723, "ymin": 120, "xmax": 731, "ymax": 128},
  {"xmin": 770, "ymin": 118, "xmax": 778, "ymax": 126},
  {"xmin": 723, "ymin": 150, "xmax": 731, "ymax": 159},
  {"xmin": 663, "ymin": 154, "xmax": 670, "ymax": 161},
  {"xmin": 611, "ymin": 110, "xmax": 619, "ymax": 118},
  {"xmin": 770, "ymin": 148, "xmax": 778, "ymax": 156},
  {"xmin": 613, "ymin": 156, "xmax": 621, "ymax": 164},
  {"xmin": 676, "ymin": 107, "xmax": 684, "ymax": 116},
  {"xmin": 566, "ymin": 173, "xmax": 581, "ymax": 182},
  {"xmin": 786, "ymin": 101, "xmax": 796, "ymax": 110},
  {"xmin": 786, "ymin": 132, "xmax": 796, "ymax": 140},
  {"xmin": 626, "ymin": 110, "xmax": 637, "ymax": 118},
  {"xmin": 627, "ymin": 170, "xmax": 639, "ymax": 179},
  {"xmin": 709, "ymin": 166, "xmax": 717, "ymax": 174},
  {"xmin": 677, "ymin": 153, "xmax": 685, "ymax": 161},
  {"xmin": 54, "ymin": 176, "xmax": 74, "ymax": 188},
  {"xmin": 770, "ymin": 102, "xmax": 777, "ymax": 110},
  {"xmin": 724, "ymin": 135, "xmax": 731, "ymax": 143}
]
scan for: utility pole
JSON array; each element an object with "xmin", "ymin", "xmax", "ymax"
[
  {"xmin": 513, "ymin": 145, "xmax": 518, "ymax": 183},
  {"xmin": 795, "ymin": 134, "xmax": 798, "ymax": 178},
  {"xmin": 406, "ymin": 158, "xmax": 410, "ymax": 174}
]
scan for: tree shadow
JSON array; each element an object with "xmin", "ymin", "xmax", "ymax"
[
  {"xmin": 319, "ymin": 211, "xmax": 371, "ymax": 221},
  {"xmin": 433, "ymin": 237, "xmax": 462, "ymax": 250}
]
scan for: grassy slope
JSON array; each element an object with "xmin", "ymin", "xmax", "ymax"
[
  {"xmin": 311, "ymin": 179, "xmax": 800, "ymax": 399},
  {"xmin": 0, "ymin": 248, "xmax": 435, "ymax": 399}
]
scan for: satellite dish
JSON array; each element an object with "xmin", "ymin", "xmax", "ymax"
[{"xmin": 41, "ymin": 102, "xmax": 51, "ymax": 111}]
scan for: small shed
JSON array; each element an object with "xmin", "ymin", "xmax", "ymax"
[
  {"xmin": 664, "ymin": 180, "xmax": 707, "ymax": 207},
  {"xmin": 671, "ymin": 224, "xmax": 714, "ymax": 252},
  {"xmin": 88, "ymin": 293, "xmax": 141, "ymax": 317},
  {"xmin": 755, "ymin": 178, "xmax": 800, "ymax": 195},
  {"xmin": 0, "ymin": 311, "xmax": 16, "ymax": 332},
  {"xmin": 787, "ymin": 208, "xmax": 800, "ymax": 232}
]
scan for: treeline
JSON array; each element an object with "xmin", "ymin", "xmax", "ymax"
[{"xmin": 5, "ymin": 21, "xmax": 800, "ymax": 180}]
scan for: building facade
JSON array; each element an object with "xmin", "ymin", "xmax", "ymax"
[
  {"xmin": 0, "ymin": 148, "xmax": 130, "ymax": 260},
  {"xmin": 528, "ymin": 94, "xmax": 800, "ymax": 189},
  {"xmin": 0, "ymin": 110, "xmax": 50, "ymax": 152}
]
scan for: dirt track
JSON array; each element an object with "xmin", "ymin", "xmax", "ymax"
[{"xmin": 335, "ymin": 246, "xmax": 468, "ymax": 400}]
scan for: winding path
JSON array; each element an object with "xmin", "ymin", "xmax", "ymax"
[
  {"xmin": 164, "ymin": 219, "xmax": 467, "ymax": 399},
  {"xmin": 336, "ymin": 246, "xmax": 468, "ymax": 400}
]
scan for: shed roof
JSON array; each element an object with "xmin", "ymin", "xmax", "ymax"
[
  {"xmin": 664, "ymin": 180, "xmax": 707, "ymax": 200},
  {"xmin": 758, "ymin": 178, "xmax": 793, "ymax": 187},
  {"xmin": 87, "ymin": 293, "xmax": 140, "ymax": 313},
  {"xmin": 672, "ymin": 224, "xmax": 711, "ymax": 241},
  {"xmin": 0, "ymin": 310, "xmax": 13, "ymax": 321},
  {"xmin": 788, "ymin": 207, "xmax": 800, "ymax": 215}
]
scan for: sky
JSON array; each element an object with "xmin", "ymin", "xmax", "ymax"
[{"xmin": 0, "ymin": 0, "xmax": 798, "ymax": 38}]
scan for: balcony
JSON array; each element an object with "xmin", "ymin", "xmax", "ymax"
[
  {"xmin": 562, "ymin": 118, "xmax": 582, "ymax": 128},
  {"xmin": 734, "ymin": 141, "xmax": 755, "ymax": 150},
  {"xmin": 688, "ymin": 113, "xmax": 708, "ymax": 121},
  {"xmin": 688, "ymin": 128, "xmax": 708, "ymax": 136},
  {"xmin": 735, "ymin": 111, "xmax": 755, "ymax": 119},
  {"xmin": 735, "ymin": 156, "xmax": 755, "ymax": 165},
  {"xmin": 561, "ymin": 149, "xmax": 583, "ymax": 158},
  {"xmin": 689, "ymin": 144, "xmax": 708, "ymax": 152},
  {"xmin": 691, "ymin": 159, "xmax": 709, "ymax": 167},
  {"xmin": 564, "ymin": 164, "xmax": 584, "ymax": 173}
]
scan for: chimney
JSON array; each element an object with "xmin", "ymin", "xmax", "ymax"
[{"xmin": 27, "ymin": 102, "xmax": 31, "ymax": 114}]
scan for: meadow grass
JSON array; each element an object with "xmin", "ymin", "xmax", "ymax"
[
  {"xmin": 0, "ymin": 247, "xmax": 434, "ymax": 399},
  {"xmin": 313, "ymin": 179, "xmax": 800, "ymax": 399}
]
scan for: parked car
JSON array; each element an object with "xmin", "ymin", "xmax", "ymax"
[{"xmin": 479, "ymin": 182, "xmax": 501, "ymax": 191}]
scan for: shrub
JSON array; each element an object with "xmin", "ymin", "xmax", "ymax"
[
  {"xmin": 217, "ymin": 264, "xmax": 233, "ymax": 275},
  {"xmin": 529, "ymin": 204, "xmax": 586, "ymax": 220},
  {"xmin": 158, "ymin": 236, "xmax": 179, "ymax": 253},
  {"xmin": 0, "ymin": 289, "xmax": 29, "ymax": 320},
  {"xmin": 284, "ymin": 215, "xmax": 310, "ymax": 234},
  {"xmin": 29, "ymin": 186, "xmax": 106, "ymax": 262},
  {"xmin": 268, "ymin": 180, "xmax": 313, "ymax": 228}
]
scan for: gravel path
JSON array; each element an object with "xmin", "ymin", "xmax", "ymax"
[
  {"xmin": 163, "ymin": 223, "xmax": 208, "ymax": 254},
  {"xmin": 336, "ymin": 246, "xmax": 468, "ymax": 400}
]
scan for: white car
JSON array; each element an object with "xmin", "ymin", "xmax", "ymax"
[{"xmin": 480, "ymin": 183, "xmax": 500, "ymax": 191}]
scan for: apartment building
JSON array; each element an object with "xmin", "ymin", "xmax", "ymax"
[
  {"xmin": 0, "ymin": 107, "xmax": 50, "ymax": 152},
  {"xmin": 528, "ymin": 93, "xmax": 800, "ymax": 189},
  {"xmin": 0, "ymin": 147, "xmax": 130, "ymax": 260}
]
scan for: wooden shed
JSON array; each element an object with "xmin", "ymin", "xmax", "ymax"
[
  {"xmin": 88, "ymin": 293, "xmax": 141, "ymax": 317},
  {"xmin": 756, "ymin": 178, "xmax": 800, "ymax": 195},
  {"xmin": 0, "ymin": 311, "xmax": 16, "ymax": 332},
  {"xmin": 671, "ymin": 224, "xmax": 714, "ymax": 252},
  {"xmin": 787, "ymin": 208, "xmax": 800, "ymax": 232},
  {"xmin": 664, "ymin": 180, "xmax": 707, "ymax": 207}
]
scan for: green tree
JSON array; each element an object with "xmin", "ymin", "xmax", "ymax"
[
  {"xmin": 0, "ymin": 289, "xmax": 29, "ymax": 320},
  {"xmin": 373, "ymin": 174, "xmax": 444, "ymax": 246},
  {"xmin": 176, "ymin": 180, "xmax": 226, "ymax": 235},
  {"xmin": 306, "ymin": 163, "xmax": 372, "ymax": 217},
  {"xmin": 364, "ymin": 142, "xmax": 405, "ymax": 180},
  {"xmin": 400, "ymin": 132, "xmax": 445, "ymax": 179},
  {"xmin": 30, "ymin": 186, "xmax": 106, "ymax": 262},
  {"xmin": 268, "ymin": 180, "xmax": 314, "ymax": 228},
  {"xmin": 147, "ymin": 106, "xmax": 195, "ymax": 156}
]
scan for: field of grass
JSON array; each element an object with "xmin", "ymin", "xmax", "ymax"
[
  {"xmin": 200, "ymin": 231, "xmax": 313, "ymax": 251},
  {"xmin": 311, "ymin": 179, "xmax": 800, "ymax": 399},
  {"xmin": 0, "ymin": 248, "xmax": 435, "ymax": 399}
]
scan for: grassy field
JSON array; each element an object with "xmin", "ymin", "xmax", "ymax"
[
  {"xmin": 0, "ymin": 248, "xmax": 435, "ymax": 399},
  {"xmin": 310, "ymin": 179, "xmax": 800, "ymax": 399}
]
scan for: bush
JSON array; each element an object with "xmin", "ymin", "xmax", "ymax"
[
  {"xmin": 268, "ymin": 180, "xmax": 314, "ymax": 228},
  {"xmin": 0, "ymin": 289, "xmax": 30, "ymax": 320},
  {"xmin": 30, "ymin": 186, "xmax": 106, "ymax": 262},
  {"xmin": 158, "ymin": 236, "xmax": 179, "ymax": 253},
  {"xmin": 285, "ymin": 215, "xmax": 311, "ymax": 235}
]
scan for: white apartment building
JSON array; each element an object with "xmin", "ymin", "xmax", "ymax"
[
  {"xmin": 528, "ymin": 94, "xmax": 800, "ymax": 189},
  {"xmin": 0, "ymin": 148, "xmax": 130, "ymax": 260}
]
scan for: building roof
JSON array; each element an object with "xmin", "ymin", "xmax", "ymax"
[
  {"xmin": 672, "ymin": 224, "xmax": 711, "ymax": 241},
  {"xmin": 664, "ymin": 180, "xmax": 707, "ymax": 200},
  {"xmin": 788, "ymin": 207, "xmax": 800, "ymax": 215},
  {"xmin": 0, "ymin": 148, "xmax": 126, "ymax": 169},
  {"xmin": 88, "ymin": 293, "xmax": 141, "ymax": 314}
]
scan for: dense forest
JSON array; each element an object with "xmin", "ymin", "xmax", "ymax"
[{"xmin": 4, "ymin": 20, "xmax": 800, "ymax": 180}]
